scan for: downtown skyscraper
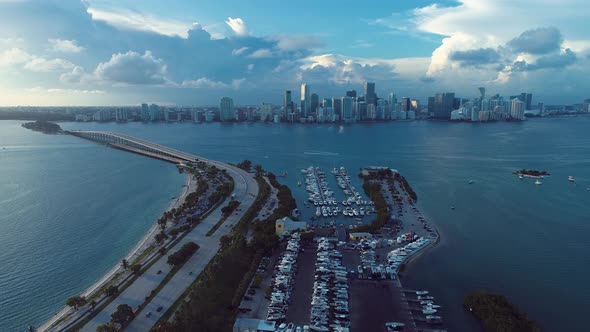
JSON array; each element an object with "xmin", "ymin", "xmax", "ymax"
[{"xmin": 301, "ymin": 83, "xmax": 311, "ymax": 118}]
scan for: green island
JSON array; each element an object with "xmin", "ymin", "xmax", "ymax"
[
  {"xmin": 514, "ymin": 169, "xmax": 550, "ymax": 177},
  {"xmin": 21, "ymin": 120, "xmax": 63, "ymax": 134},
  {"xmin": 464, "ymin": 292, "xmax": 541, "ymax": 332}
]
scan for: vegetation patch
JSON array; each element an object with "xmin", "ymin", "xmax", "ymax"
[
  {"xmin": 464, "ymin": 292, "xmax": 541, "ymax": 332},
  {"xmin": 21, "ymin": 120, "xmax": 62, "ymax": 134}
]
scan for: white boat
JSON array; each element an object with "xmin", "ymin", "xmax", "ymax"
[
  {"xmin": 535, "ymin": 180, "xmax": 542, "ymax": 185},
  {"xmin": 309, "ymin": 324, "xmax": 329, "ymax": 332},
  {"xmin": 468, "ymin": 180, "xmax": 475, "ymax": 184},
  {"xmin": 568, "ymin": 176, "xmax": 575, "ymax": 182},
  {"xmin": 298, "ymin": 180, "xmax": 302, "ymax": 187},
  {"xmin": 518, "ymin": 175, "xmax": 524, "ymax": 179},
  {"xmin": 416, "ymin": 290, "xmax": 429, "ymax": 295},
  {"xmin": 422, "ymin": 308, "xmax": 437, "ymax": 315}
]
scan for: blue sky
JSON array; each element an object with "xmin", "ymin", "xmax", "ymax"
[{"xmin": 0, "ymin": 0, "xmax": 588, "ymax": 106}]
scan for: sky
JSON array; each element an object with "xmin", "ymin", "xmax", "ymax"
[{"xmin": 0, "ymin": 0, "xmax": 589, "ymax": 106}]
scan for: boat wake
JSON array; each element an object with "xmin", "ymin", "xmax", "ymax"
[{"xmin": 304, "ymin": 150, "xmax": 339, "ymax": 156}]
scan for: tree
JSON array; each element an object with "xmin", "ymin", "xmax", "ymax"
[
  {"xmin": 96, "ymin": 322, "xmax": 119, "ymax": 332},
  {"xmin": 121, "ymin": 259, "xmax": 128, "ymax": 269},
  {"xmin": 155, "ymin": 231, "xmax": 168, "ymax": 244},
  {"xmin": 66, "ymin": 296, "xmax": 86, "ymax": 310},
  {"xmin": 111, "ymin": 304, "xmax": 135, "ymax": 327},
  {"xmin": 130, "ymin": 264, "xmax": 141, "ymax": 274},
  {"xmin": 106, "ymin": 285, "xmax": 119, "ymax": 297}
]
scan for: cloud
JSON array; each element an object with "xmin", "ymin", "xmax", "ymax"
[
  {"xmin": 87, "ymin": 6, "xmax": 192, "ymax": 38},
  {"xmin": 449, "ymin": 48, "xmax": 501, "ymax": 67},
  {"xmin": 300, "ymin": 54, "xmax": 398, "ymax": 85},
  {"xmin": 181, "ymin": 77, "xmax": 245, "ymax": 89},
  {"xmin": 225, "ymin": 17, "xmax": 248, "ymax": 37},
  {"xmin": 507, "ymin": 27, "xmax": 563, "ymax": 54},
  {"xmin": 48, "ymin": 39, "xmax": 84, "ymax": 53},
  {"xmin": 248, "ymin": 49, "xmax": 273, "ymax": 58},
  {"xmin": 269, "ymin": 35, "xmax": 324, "ymax": 51},
  {"xmin": 47, "ymin": 88, "xmax": 105, "ymax": 94},
  {"xmin": 24, "ymin": 57, "xmax": 75, "ymax": 72},
  {"xmin": 94, "ymin": 51, "xmax": 168, "ymax": 85},
  {"xmin": 511, "ymin": 48, "xmax": 577, "ymax": 71},
  {"xmin": 59, "ymin": 66, "xmax": 88, "ymax": 83},
  {"xmin": 0, "ymin": 47, "xmax": 32, "ymax": 67},
  {"xmin": 232, "ymin": 47, "xmax": 249, "ymax": 55}
]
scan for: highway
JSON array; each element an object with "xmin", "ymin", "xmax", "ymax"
[
  {"xmin": 37, "ymin": 131, "xmax": 260, "ymax": 332},
  {"xmin": 81, "ymin": 162, "xmax": 258, "ymax": 331}
]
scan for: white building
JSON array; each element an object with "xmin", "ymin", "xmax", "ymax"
[
  {"xmin": 341, "ymin": 96, "xmax": 354, "ymax": 122},
  {"xmin": 260, "ymin": 103, "xmax": 272, "ymax": 122},
  {"xmin": 511, "ymin": 99, "xmax": 525, "ymax": 120}
]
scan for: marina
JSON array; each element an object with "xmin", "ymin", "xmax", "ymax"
[{"xmin": 302, "ymin": 166, "xmax": 375, "ymax": 222}]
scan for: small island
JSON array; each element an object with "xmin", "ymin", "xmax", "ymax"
[
  {"xmin": 465, "ymin": 292, "xmax": 541, "ymax": 332},
  {"xmin": 513, "ymin": 169, "xmax": 550, "ymax": 178},
  {"xmin": 21, "ymin": 120, "xmax": 63, "ymax": 134}
]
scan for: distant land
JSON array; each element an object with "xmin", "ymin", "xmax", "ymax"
[{"xmin": 21, "ymin": 121, "xmax": 63, "ymax": 134}]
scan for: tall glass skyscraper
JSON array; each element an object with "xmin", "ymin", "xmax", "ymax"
[{"xmin": 300, "ymin": 84, "xmax": 310, "ymax": 117}]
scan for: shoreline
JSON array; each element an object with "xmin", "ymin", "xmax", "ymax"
[{"xmin": 38, "ymin": 171, "xmax": 192, "ymax": 331}]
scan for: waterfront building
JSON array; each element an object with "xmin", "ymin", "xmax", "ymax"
[
  {"xmin": 205, "ymin": 110, "xmax": 215, "ymax": 122},
  {"xmin": 471, "ymin": 106, "xmax": 480, "ymax": 121},
  {"xmin": 511, "ymin": 99, "xmax": 526, "ymax": 120},
  {"xmin": 407, "ymin": 110, "xmax": 416, "ymax": 120},
  {"xmin": 366, "ymin": 103, "xmax": 377, "ymax": 120},
  {"xmin": 273, "ymin": 114, "xmax": 281, "ymax": 123},
  {"xmin": 427, "ymin": 96, "xmax": 435, "ymax": 117},
  {"xmin": 401, "ymin": 97, "xmax": 411, "ymax": 112},
  {"xmin": 432, "ymin": 92, "xmax": 455, "ymax": 119},
  {"xmin": 481, "ymin": 98, "xmax": 489, "ymax": 111},
  {"xmin": 192, "ymin": 110, "xmax": 203, "ymax": 123},
  {"xmin": 311, "ymin": 93, "xmax": 319, "ymax": 115},
  {"xmin": 377, "ymin": 99, "xmax": 386, "ymax": 120},
  {"xmin": 219, "ymin": 97, "xmax": 234, "ymax": 121},
  {"xmin": 284, "ymin": 90, "xmax": 293, "ymax": 119},
  {"xmin": 479, "ymin": 110, "xmax": 491, "ymax": 121},
  {"xmin": 399, "ymin": 110, "xmax": 407, "ymax": 120},
  {"xmin": 332, "ymin": 98, "xmax": 342, "ymax": 118},
  {"xmin": 388, "ymin": 93, "xmax": 397, "ymax": 110},
  {"xmin": 341, "ymin": 96, "xmax": 354, "ymax": 122},
  {"xmin": 260, "ymin": 103, "xmax": 272, "ymax": 122},
  {"xmin": 149, "ymin": 103, "xmax": 160, "ymax": 121},
  {"xmin": 300, "ymin": 83, "xmax": 311, "ymax": 117},
  {"xmin": 141, "ymin": 103, "xmax": 150, "ymax": 121},
  {"xmin": 538, "ymin": 102, "xmax": 545, "ymax": 114},
  {"xmin": 364, "ymin": 82, "xmax": 376, "ymax": 106},
  {"xmin": 235, "ymin": 108, "xmax": 246, "ymax": 122},
  {"xmin": 322, "ymin": 98, "xmax": 332, "ymax": 108},
  {"xmin": 115, "ymin": 108, "xmax": 128, "ymax": 122}
]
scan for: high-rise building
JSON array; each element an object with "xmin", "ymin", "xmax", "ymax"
[
  {"xmin": 376, "ymin": 99, "xmax": 386, "ymax": 120},
  {"xmin": 300, "ymin": 84, "xmax": 311, "ymax": 117},
  {"xmin": 401, "ymin": 97, "xmax": 411, "ymax": 112},
  {"xmin": 115, "ymin": 108, "xmax": 128, "ymax": 122},
  {"xmin": 481, "ymin": 99, "xmax": 489, "ymax": 111},
  {"xmin": 387, "ymin": 92, "xmax": 397, "ymax": 110},
  {"xmin": 364, "ymin": 82, "xmax": 376, "ymax": 106},
  {"xmin": 311, "ymin": 93, "xmax": 319, "ymax": 114},
  {"xmin": 284, "ymin": 90, "xmax": 292, "ymax": 119},
  {"xmin": 346, "ymin": 90, "xmax": 357, "ymax": 98},
  {"xmin": 525, "ymin": 93, "xmax": 532, "ymax": 110},
  {"xmin": 141, "ymin": 103, "xmax": 150, "ymax": 121},
  {"xmin": 478, "ymin": 87, "xmax": 486, "ymax": 100},
  {"xmin": 219, "ymin": 97, "xmax": 234, "ymax": 121},
  {"xmin": 432, "ymin": 92, "xmax": 455, "ymax": 119},
  {"xmin": 511, "ymin": 99, "xmax": 525, "ymax": 120},
  {"xmin": 341, "ymin": 97, "xmax": 354, "ymax": 122},
  {"xmin": 322, "ymin": 98, "xmax": 332, "ymax": 108},
  {"xmin": 538, "ymin": 102, "xmax": 545, "ymax": 115},
  {"xmin": 261, "ymin": 103, "xmax": 272, "ymax": 122},
  {"xmin": 149, "ymin": 103, "xmax": 160, "ymax": 121},
  {"xmin": 332, "ymin": 98, "xmax": 342, "ymax": 118},
  {"xmin": 427, "ymin": 96, "xmax": 435, "ymax": 116}
]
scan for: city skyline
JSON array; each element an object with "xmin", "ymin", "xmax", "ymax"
[{"xmin": 0, "ymin": 0, "xmax": 589, "ymax": 106}]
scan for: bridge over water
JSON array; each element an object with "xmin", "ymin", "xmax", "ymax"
[{"xmin": 69, "ymin": 130, "xmax": 201, "ymax": 164}]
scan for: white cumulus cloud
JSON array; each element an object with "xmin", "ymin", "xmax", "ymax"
[
  {"xmin": 225, "ymin": 17, "xmax": 248, "ymax": 37},
  {"xmin": 48, "ymin": 39, "xmax": 84, "ymax": 53}
]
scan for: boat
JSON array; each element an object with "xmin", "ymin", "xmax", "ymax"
[
  {"xmin": 309, "ymin": 324, "xmax": 329, "ymax": 332},
  {"xmin": 451, "ymin": 206, "xmax": 455, "ymax": 210},
  {"xmin": 568, "ymin": 176, "xmax": 575, "ymax": 182},
  {"xmin": 416, "ymin": 290, "xmax": 429, "ymax": 295},
  {"xmin": 535, "ymin": 180, "xmax": 542, "ymax": 185},
  {"xmin": 422, "ymin": 308, "xmax": 437, "ymax": 315},
  {"xmin": 292, "ymin": 208, "xmax": 301, "ymax": 218},
  {"xmin": 468, "ymin": 180, "xmax": 475, "ymax": 184},
  {"xmin": 298, "ymin": 180, "xmax": 302, "ymax": 187},
  {"xmin": 518, "ymin": 175, "xmax": 524, "ymax": 179}
]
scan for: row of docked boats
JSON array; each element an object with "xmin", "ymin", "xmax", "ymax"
[
  {"xmin": 266, "ymin": 234, "xmax": 301, "ymax": 323},
  {"xmin": 309, "ymin": 238, "xmax": 350, "ymax": 332},
  {"xmin": 303, "ymin": 166, "xmax": 337, "ymax": 207},
  {"xmin": 412, "ymin": 290, "xmax": 443, "ymax": 324},
  {"xmin": 314, "ymin": 205, "xmax": 375, "ymax": 218}
]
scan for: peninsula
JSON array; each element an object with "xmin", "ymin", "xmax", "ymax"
[
  {"xmin": 514, "ymin": 169, "xmax": 550, "ymax": 177},
  {"xmin": 465, "ymin": 292, "xmax": 541, "ymax": 332}
]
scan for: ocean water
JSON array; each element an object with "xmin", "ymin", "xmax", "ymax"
[
  {"xmin": 1, "ymin": 117, "xmax": 589, "ymax": 331},
  {"xmin": 0, "ymin": 121, "xmax": 185, "ymax": 331}
]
